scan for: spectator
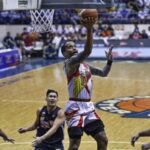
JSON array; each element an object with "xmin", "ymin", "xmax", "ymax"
[
  {"xmin": 129, "ymin": 25, "xmax": 142, "ymax": 39},
  {"xmin": 141, "ymin": 29, "xmax": 149, "ymax": 38},
  {"xmin": 14, "ymin": 33, "xmax": 24, "ymax": 60},
  {"xmin": 100, "ymin": 25, "xmax": 114, "ymax": 37},
  {"xmin": 3, "ymin": 32, "xmax": 15, "ymax": 49},
  {"xmin": 147, "ymin": 26, "xmax": 150, "ymax": 37},
  {"xmin": 107, "ymin": 25, "xmax": 115, "ymax": 36},
  {"xmin": 14, "ymin": 33, "xmax": 23, "ymax": 48},
  {"xmin": 21, "ymin": 31, "xmax": 34, "ymax": 58},
  {"xmin": 0, "ymin": 7, "xmax": 150, "ymax": 24},
  {"xmin": 129, "ymin": 30, "xmax": 142, "ymax": 39},
  {"xmin": 21, "ymin": 27, "xmax": 28, "ymax": 39}
]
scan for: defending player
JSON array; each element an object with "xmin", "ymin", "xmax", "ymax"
[
  {"xmin": 18, "ymin": 89, "xmax": 65, "ymax": 150},
  {"xmin": 0, "ymin": 129, "xmax": 15, "ymax": 143},
  {"xmin": 131, "ymin": 128, "xmax": 150, "ymax": 150}
]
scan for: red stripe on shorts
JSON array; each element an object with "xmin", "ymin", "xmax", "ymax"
[{"xmin": 77, "ymin": 115, "xmax": 83, "ymax": 127}]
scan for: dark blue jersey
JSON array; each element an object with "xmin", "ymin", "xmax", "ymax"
[{"xmin": 36, "ymin": 106, "xmax": 64, "ymax": 145}]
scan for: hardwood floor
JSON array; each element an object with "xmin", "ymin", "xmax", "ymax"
[{"xmin": 0, "ymin": 61, "xmax": 150, "ymax": 150}]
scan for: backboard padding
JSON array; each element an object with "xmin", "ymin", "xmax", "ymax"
[
  {"xmin": 41, "ymin": 0, "xmax": 113, "ymax": 9},
  {"xmin": 1, "ymin": 0, "xmax": 113, "ymax": 10}
]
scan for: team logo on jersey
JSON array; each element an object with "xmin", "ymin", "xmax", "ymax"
[{"xmin": 95, "ymin": 96, "xmax": 150, "ymax": 118}]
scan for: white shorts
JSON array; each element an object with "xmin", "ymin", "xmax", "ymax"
[{"xmin": 65, "ymin": 100, "xmax": 100, "ymax": 128}]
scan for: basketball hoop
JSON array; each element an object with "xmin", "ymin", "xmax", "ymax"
[{"xmin": 30, "ymin": 9, "xmax": 55, "ymax": 33}]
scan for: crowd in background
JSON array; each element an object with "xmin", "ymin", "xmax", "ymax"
[
  {"xmin": 1, "ymin": 23, "xmax": 150, "ymax": 60},
  {"xmin": 2, "ymin": 24, "xmax": 150, "ymax": 49},
  {"xmin": 1, "ymin": 0, "xmax": 150, "ymax": 60},
  {"xmin": 101, "ymin": 0, "xmax": 150, "ymax": 23},
  {"xmin": 0, "ymin": 0, "xmax": 150, "ymax": 24}
]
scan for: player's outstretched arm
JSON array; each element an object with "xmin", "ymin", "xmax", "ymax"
[
  {"xmin": 0, "ymin": 129, "xmax": 15, "ymax": 143},
  {"xmin": 18, "ymin": 109, "xmax": 40, "ymax": 134},
  {"xmin": 89, "ymin": 45, "xmax": 113, "ymax": 77},
  {"xmin": 32, "ymin": 109, "xmax": 65, "ymax": 147},
  {"xmin": 105, "ymin": 45, "xmax": 113, "ymax": 61},
  {"xmin": 131, "ymin": 128, "xmax": 150, "ymax": 147},
  {"xmin": 68, "ymin": 17, "xmax": 96, "ymax": 68},
  {"xmin": 81, "ymin": 17, "xmax": 95, "ymax": 57}
]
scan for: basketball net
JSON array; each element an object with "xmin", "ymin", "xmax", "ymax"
[{"xmin": 30, "ymin": 9, "xmax": 55, "ymax": 33}]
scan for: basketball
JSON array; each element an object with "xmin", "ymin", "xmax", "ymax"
[
  {"xmin": 29, "ymin": 32, "xmax": 39, "ymax": 41},
  {"xmin": 79, "ymin": 9, "xmax": 98, "ymax": 19}
]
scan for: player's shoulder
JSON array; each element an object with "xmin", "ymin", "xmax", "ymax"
[
  {"xmin": 56, "ymin": 106, "xmax": 64, "ymax": 112},
  {"xmin": 57, "ymin": 108, "xmax": 65, "ymax": 117},
  {"xmin": 37, "ymin": 106, "xmax": 46, "ymax": 113},
  {"xmin": 65, "ymin": 55, "xmax": 77, "ymax": 63},
  {"xmin": 64, "ymin": 58, "xmax": 73, "ymax": 70},
  {"xmin": 64, "ymin": 59, "xmax": 70, "ymax": 67}
]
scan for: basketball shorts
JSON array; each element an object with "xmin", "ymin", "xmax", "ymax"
[
  {"xmin": 68, "ymin": 119, "xmax": 105, "ymax": 139},
  {"xmin": 65, "ymin": 100, "xmax": 99, "ymax": 127},
  {"xmin": 35, "ymin": 142, "xmax": 64, "ymax": 150},
  {"xmin": 65, "ymin": 100, "xmax": 104, "ymax": 138}
]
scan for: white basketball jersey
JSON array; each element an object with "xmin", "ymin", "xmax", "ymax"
[{"xmin": 64, "ymin": 62, "xmax": 93, "ymax": 100}]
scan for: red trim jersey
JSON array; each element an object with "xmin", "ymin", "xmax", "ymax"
[{"xmin": 64, "ymin": 62, "xmax": 93, "ymax": 100}]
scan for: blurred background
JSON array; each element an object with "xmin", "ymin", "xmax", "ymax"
[{"xmin": 0, "ymin": 0, "xmax": 150, "ymax": 72}]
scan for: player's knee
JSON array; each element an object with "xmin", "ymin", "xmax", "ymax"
[
  {"xmin": 104, "ymin": 136, "xmax": 108, "ymax": 145},
  {"xmin": 69, "ymin": 144, "xmax": 79, "ymax": 150},
  {"xmin": 68, "ymin": 139, "xmax": 81, "ymax": 150},
  {"xmin": 141, "ymin": 144, "xmax": 148, "ymax": 150},
  {"xmin": 101, "ymin": 136, "xmax": 108, "ymax": 146},
  {"xmin": 141, "ymin": 145, "xmax": 145, "ymax": 150},
  {"xmin": 96, "ymin": 134, "xmax": 108, "ymax": 146}
]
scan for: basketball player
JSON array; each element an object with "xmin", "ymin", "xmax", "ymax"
[
  {"xmin": 0, "ymin": 129, "xmax": 15, "ymax": 143},
  {"xmin": 61, "ymin": 17, "xmax": 113, "ymax": 150},
  {"xmin": 18, "ymin": 89, "xmax": 65, "ymax": 150},
  {"xmin": 131, "ymin": 128, "xmax": 150, "ymax": 149}
]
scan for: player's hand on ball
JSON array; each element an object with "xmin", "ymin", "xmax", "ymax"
[
  {"xmin": 80, "ymin": 17, "xmax": 97, "ymax": 29},
  {"xmin": 79, "ymin": 9, "xmax": 98, "ymax": 29}
]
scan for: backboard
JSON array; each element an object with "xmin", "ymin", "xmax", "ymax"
[
  {"xmin": 1, "ymin": 0, "xmax": 114, "ymax": 10},
  {"xmin": 2, "ymin": 0, "xmax": 41, "ymax": 10}
]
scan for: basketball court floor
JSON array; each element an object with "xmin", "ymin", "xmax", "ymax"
[
  {"xmin": 0, "ymin": 58, "xmax": 150, "ymax": 150},
  {"xmin": 0, "ymin": 0, "xmax": 149, "ymax": 150}
]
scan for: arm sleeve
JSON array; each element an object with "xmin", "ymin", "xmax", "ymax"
[{"xmin": 89, "ymin": 60, "xmax": 113, "ymax": 77}]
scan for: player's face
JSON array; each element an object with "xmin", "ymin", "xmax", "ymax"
[
  {"xmin": 46, "ymin": 92, "xmax": 58, "ymax": 107},
  {"xmin": 64, "ymin": 41, "xmax": 78, "ymax": 58}
]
